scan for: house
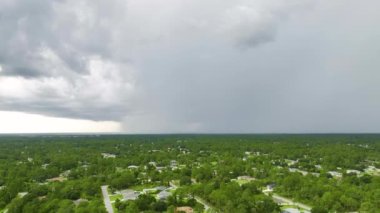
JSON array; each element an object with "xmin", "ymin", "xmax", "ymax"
[
  {"xmin": 61, "ymin": 170, "xmax": 71, "ymax": 177},
  {"xmin": 47, "ymin": 176, "xmax": 67, "ymax": 182},
  {"xmin": 346, "ymin": 170, "xmax": 361, "ymax": 175},
  {"xmin": 175, "ymin": 206, "xmax": 194, "ymax": 213},
  {"xmin": 289, "ymin": 168, "xmax": 308, "ymax": 176},
  {"xmin": 328, "ymin": 171, "xmax": 342, "ymax": 178},
  {"xmin": 266, "ymin": 183, "xmax": 276, "ymax": 191},
  {"xmin": 170, "ymin": 160, "xmax": 178, "ymax": 167},
  {"xmin": 101, "ymin": 153, "xmax": 116, "ymax": 158},
  {"xmin": 311, "ymin": 172, "xmax": 320, "ymax": 177},
  {"xmin": 364, "ymin": 166, "xmax": 380, "ymax": 175},
  {"xmin": 18, "ymin": 192, "xmax": 28, "ymax": 198},
  {"xmin": 156, "ymin": 166, "xmax": 165, "ymax": 172},
  {"xmin": 73, "ymin": 198, "xmax": 88, "ymax": 206},
  {"xmin": 285, "ymin": 159, "xmax": 298, "ymax": 166},
  {"xmin": 120, "ymin": 189, "xmax": 140, "ymax": 201},
  {"xmin": 237, "ymin": 176, "xmax": 255, "ymax": 181},
  {"xmin": 148, "ymin": 161, "xmax": 157, "ymax": 167}
]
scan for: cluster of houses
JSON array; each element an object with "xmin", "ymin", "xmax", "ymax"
[
  {"xmin": 114, "ymin": 186, "xmax": 174, "ymax": 202},
  {"xmin": 288, "ymin": 168, "xmax": 320, "ymax": 177},
  {"xmin": 126, "ymin": 160, "xmax": 179, "ymax": 174},
  {"xmin": 110, "ymin": 185, "xmax": 194, "ymax": 212}
]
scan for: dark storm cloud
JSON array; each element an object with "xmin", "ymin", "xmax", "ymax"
[
  {"xmin": 1, "ymin": 0, "xmax": 380, "ymax": 132},
  {"xmin": 0, "ymin": 0, "xmax": 135, "ymax": 120}
]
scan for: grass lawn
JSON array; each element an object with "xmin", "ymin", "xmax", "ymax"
[
  {"xmin": 172, "ymin": 180, "xmax": 180, "ymax": 186},
  {"xmin": 130, "ymin": 183, "xmax": 158, "ymax": 191},
  {"xmin": 109, "ymin": 194, "xmax": 123, "ymax": 202},
  {"xmin": 232, "ymin": 179, "xmax": 253, "ymax": 185},
  {"xmin": 168, "ymin": 188, "xmax": 176, "ymax": 193},
  {"xmin": 112, "ymin": 204, "xmax": 118, "ymax": 213}
]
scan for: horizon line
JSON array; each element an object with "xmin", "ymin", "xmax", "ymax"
[{"xmin": 1, "ymin": 132, "xmax": 380, "ymax": 136}]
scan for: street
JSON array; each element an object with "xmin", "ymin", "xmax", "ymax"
[{"xmin": 101, "ymin": 185, "xmax": 114, "ymax": 213}]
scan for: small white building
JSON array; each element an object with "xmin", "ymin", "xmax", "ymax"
[
  {"xmin": 266, "ymin": 183, "xmax": 276, "ymax": 191},
  {"xmin": 346, "ymin": 170, "xmax": 361, "ymax": 175},
  {"xmin": 101, "ymin": 153, "xmax": 116, "ymax": 158},
  {"xmin": 170, "ymin": 160, "xmax": 177, "ymax": 167},
  {"xmin": 289, "ymin": 168, "xmax": 308, "ymax": 176},
  {"xmin": 120, "ymin": 189, "xmax": 140, "ymax": 201},
  {"xmin": 148, "ymin": 161, "xmax": 157, "ymax": 167},
  {"xmin": 328, "ymin": 171, "xmax": 342, "ymax": 178},
  {"xmin": 237, "ymin": 176, "xmax": 255, "ymax": 181},
  {"xmin": 156, "ymin": 166, "xmax": 165, "ymax": 173}
]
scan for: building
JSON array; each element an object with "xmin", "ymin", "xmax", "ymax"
[
  {"xmin": 237, "ymin": 176, "xmax": 255, "ymax": 181},
  {"xmin": 170, "ymin": 160, "xmax": 178, "ymax": 167},
  {"xmin": 266, "ymin": 183, "xmax": 276, "ymax": 191},
  {"xmin": 156, "ymin": 166, "xmax": 166, "ymax": 172},
  {"xmin": 148, "ymin": 161, "xmax": 157, "ymax": 167},
  {"xmin": 101, "ymin": 153, "xmax": 116, "ymax": 158},
  {"xmin": 328, "ymin": 171, "xmax": 342, "ymax": 178},
  {"xmin": 73, "ymin": 198, "xmax": 88, "ymax": 206},
  {"xmin": 120, "ymin": 189, "xmax": 140, "ymax": 201},
  {"xmin": 346, "ymin": 170, "xmax": 361, "ymax": 175},
  {"xmin": 289, "ymin": 168, "xmax": 308, "ymax": 176}
]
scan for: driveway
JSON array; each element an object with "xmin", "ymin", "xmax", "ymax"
[{"xmin": 101, "ymin": 185, "xmax": 114, "ymax": 213}]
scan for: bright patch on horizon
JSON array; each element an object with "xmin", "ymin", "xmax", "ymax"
[{"xmin": 0, "ymin": 111, "xmax": 121, "ymax": 133}]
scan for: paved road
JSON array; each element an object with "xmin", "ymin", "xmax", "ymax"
[
  {"xmin": 194, "ymin": 196, "xmax": 211, "ymax": 211},
  {"xmin": 101, "ymin": 185, "xmax": 114, "ymax": 213},
  {"xmin": 263, "ymin": 190, "xmax": 311, "ymax": 211},
  {"xmin": 170, "ymin": 181, "xmax": 217, "ymax": 212},
  {"xmin": 272, "ymin": 194, "xmax": 311, "ymax": 211}
]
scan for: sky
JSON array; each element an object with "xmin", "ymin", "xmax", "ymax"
[{"xmin": 0, "ymin": 0, "xmax": 380, "ymax": 133}]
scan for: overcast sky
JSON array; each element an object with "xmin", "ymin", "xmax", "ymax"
[{"xmin": 0, "ymin": 0, "xmax": 380, "ymax": 133}]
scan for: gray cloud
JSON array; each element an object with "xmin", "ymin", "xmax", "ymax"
[{"xmin": 1, "ymin": 0, "xmax": 380, "ymax": 132}]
